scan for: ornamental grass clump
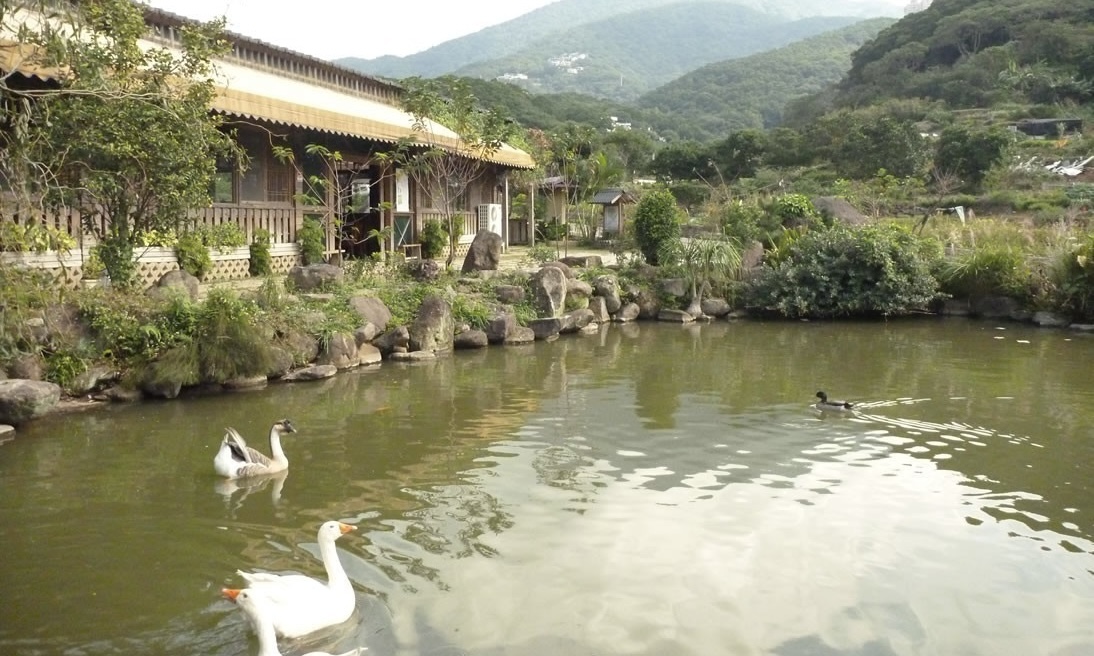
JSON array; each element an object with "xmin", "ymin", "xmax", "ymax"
[
  {"xmin": 936, "ymin": 246, "xmax": 1032, "ymax": 301},
  {"xmin": 146, "ymin": 288, "xmax": 274, "ymax": 387}
]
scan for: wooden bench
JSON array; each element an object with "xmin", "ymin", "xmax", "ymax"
[{"xmin": 402, "ymin": 243, "xmax": 422, "ymax": 260}]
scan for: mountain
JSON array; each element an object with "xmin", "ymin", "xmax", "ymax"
[
  {"xmin": 336, "ymin": 0, "xmax": 909, "ymax": 79},
  {"xmin": 828, "ymin": 0, "xmax": 1094, "ymax": 112},
  {"xmin": 436, "ymin": 77, "xmax": 641, "ymax": 133},
  {"xmin": 638, "ymin": 17, "xmax": 895, "ymax": 141},
  {"xmin": 451, "ymin": 4, "xmax": 865, "ymax": 102}
]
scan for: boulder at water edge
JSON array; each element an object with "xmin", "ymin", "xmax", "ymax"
[{"xmin": 0, "ymin": 379, "xmax": 62, "ymax": 425}]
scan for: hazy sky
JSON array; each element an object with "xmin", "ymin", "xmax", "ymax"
[{"xmin": 145, "ymin": 0, "xmax": 558, "ymax": 61}]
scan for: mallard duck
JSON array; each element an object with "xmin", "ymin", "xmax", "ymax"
[
  {"xmin": 223, "ymin": 587, "xmax": 365, "ymax": 656},
  {"xmin": 229, "ymin": 521, "xmax": 357, "ymax": 639},
  {"xmin": 213, "ymin": 419, "xmax": 296, "ymax": 479},
  {"xmin": 815, "ymin": 391, "xmax": 855, "ymax": 411}
]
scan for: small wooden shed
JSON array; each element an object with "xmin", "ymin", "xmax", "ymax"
[{"xmin": 590, "ymin": 187, "xmax": 636, "ymax": 237}]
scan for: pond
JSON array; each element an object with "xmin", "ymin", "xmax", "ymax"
[{"xmin": 1, "ymin": 318, "xmax": 1092, "ymax": 656}]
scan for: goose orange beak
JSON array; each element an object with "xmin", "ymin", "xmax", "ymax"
[
  {"xmin": 222, "ymin": 588, "xmax": 241, "ymax": 602},
  {"xmin": 338, "ymin": 522, "xmax": 356, "ymax": 534}
]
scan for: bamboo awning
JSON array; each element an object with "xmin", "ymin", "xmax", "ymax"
[
  {"xmin": 210, "ymin": 58, "xmax": 535, "ymax": 170},
  {"xmin": 1, "ymin": 39, "xmax": 536, "ymax": 170}
]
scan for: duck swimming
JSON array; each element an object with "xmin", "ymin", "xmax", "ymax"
[
  {"xmin": 213, "ymin": 419, "xmax": 297, "ymax": 479},
  {"xmin": 815, "ymin": 391, "xmax": 855, "ymax": 411}
]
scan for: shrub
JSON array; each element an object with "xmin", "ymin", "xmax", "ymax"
[
  {"xmin": 744, "ymin": 223, "xmax": 942, "ymax": 318},
  {"xmin": 536, "ymin": 218, "xmax": 567, "ymax": 241},
  {"xmin": 720, "ymin": 199, "xmax": 773, "ymax": 246},
  {"xmin": 200, "ymin": 223, "xmax": 246, "ymax": 252},
  {"xmin": 451, "ymin": 294, "xmax": 493, "ymax": 329},
  {"xmin": 1050, "ymin": 232, "xmax": 1094, "ymax": 320},
  {"xmin": 633, "ymin": 188, "xmax": 682, "ymax": 266},
  {"xmin": 175, "ymin": 231, "xmax": 212, "ymax": 279},
  {"xmin": 45, "ymin": 349, "xmax": 89, "ymax": 389},
  {"xmin": 249, "ymin": 228, "xmax": 273, "ymax": 277},
  {"xmin": 77, "ymin": 290, "xmax": 192, "ymax": 363},
  {"xmin": 769, "ymin": 193, "xmax": 819, "ymax": 227},
  {"xmin": 523, "ymin": 243, "xmax": 556, "ymax": 266},
  {"xmin": 297, "ymin": 216, "xmax": 326, "ymax": 265},
  {"xmin": 420, "ymin": 219, "xmax": 448, "ymax": 259},
  {"xmin": 148, "ymin": 288, "xmax": 274, "ymax": 386}
]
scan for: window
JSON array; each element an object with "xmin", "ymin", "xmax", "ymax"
[
  {"xmin": 267, "ymin": 158, "xmax": 293, "ymax": 203},
  {"xmin": 237, "ymin": 130, "xmax": 294, "ymax": 204},
  {"xmin": 424, "ymin": 174, "xmax": 468, "ymax": 212},
  {"xmin": 210, "ymin": 157, "xmax": 235, "ymax": 203},
  {"xmin": 239, "ymin": 131, "xmax": 267, "ymax": 202}
]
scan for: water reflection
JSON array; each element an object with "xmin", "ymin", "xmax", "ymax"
[
  {"xmin": 214, "ymin": 470, "xmax": 289, "ymax": 516},
  {"xmin": 0, "ymin": 319, "xmax": 1092, "ymax": 655}
]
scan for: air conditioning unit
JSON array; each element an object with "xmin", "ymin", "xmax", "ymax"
[{"xmin": 476, "ymin": 203, "xmax": 503, "ymax": 236}]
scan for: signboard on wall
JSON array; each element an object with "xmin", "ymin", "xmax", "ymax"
[{"xmin": 395, "ymin": 171, "xmax": 410, "ymax": 212}]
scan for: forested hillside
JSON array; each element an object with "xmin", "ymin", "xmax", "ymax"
[
  {"xmin": 453, "ymin": 4, "xmax": 862, "ymax": 101},
  {"xmin": 336, "ymin": 0, "xmax": 907, "ymax": 79},
  {"xmin": 437, "ymin": 77, "xmax": 641, "ymax": 132},
  {"xmin": 638, "ymin": 17, "xmax": 895, "ymax": 141},
  {"xmin": 827, "ymin": 0, "xmax": 1094, "ymax": 112}
]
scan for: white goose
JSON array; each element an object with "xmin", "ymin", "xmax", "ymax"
[
  {"xmin": 223, "ymin": 587, "xmax": 366, "ymax": 656},
  {"xmin": 214, "ymin": 419, "xmax": 297, "ymax": 479},
  {"xmin": 229, "ymin": 521, "xmax": 358, "ymax": 639}
]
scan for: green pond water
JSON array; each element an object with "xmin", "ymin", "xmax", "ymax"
[{"xmin": 0, "ymin": 318, "xmax": 1092, "ymax": 656}]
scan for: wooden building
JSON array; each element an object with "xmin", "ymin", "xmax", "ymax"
[{"xmin": 0, "ymin": 5, "xmax": 535, "ymax": 287}]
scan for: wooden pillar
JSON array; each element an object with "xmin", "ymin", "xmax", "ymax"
[{"xmin": 528, "ymin": 181, "xmax": 535, "ymax": 247}]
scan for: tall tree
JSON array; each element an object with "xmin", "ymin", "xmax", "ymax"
[
  {"xmin": 810, "ymin": 110, "xmax": 928, "ymax": 180},
  {"xmin": 710, "ymin": 129, "xmax": 767, "ymax": 181},
  {"xmin": 1, "ymin": 0, "xmax": 236, "ymax": 286},
  {"xmin": 933, "ymin": 124, "xmax": 1012, "ymax": 190}
]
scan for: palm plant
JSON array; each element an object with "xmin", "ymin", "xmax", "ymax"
[{"xmin": 660, "ymin": 237, "xmax": 742, "ymax": 318}]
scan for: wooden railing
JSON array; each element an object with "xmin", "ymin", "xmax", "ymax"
[
  {"xmin": 193, "ymin": 205, "xmax": 306, "ymax": 246},
  {"xmin": 419, "ymin": 210, "xmax": 476, "ymax": 243}
]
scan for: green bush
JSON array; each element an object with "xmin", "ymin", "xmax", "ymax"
[
  {"xmin": 720, "ymin": 199, "xmax": 772, "ymax": 246},
  {"xmin": 97, "ymin": 237, "xmax": 137, "ymax": 288},
  {"xmin": 523, "ymin": 243, "xmax": 557, "ymax": 266},
  {"xmin": 200, "ymin": 223, "xmax": 247, "ymax": 252},
  {"xmin": 175, "ymin": 231, "xmax": 212, "ymax": 279},
  {"xmin": 45, "ymin": 349, "xmax": 89, "ymax": 389},
  {"xmin": 249, "ymin": 228, "xmax": 273, "ymax": 277},
  {"xmin": 633, "ymin": 188, "xmax": 682, "ymax": 266},
  {"xmin": 148, "ymin": 288, "xmax": 274, "ymax": 386},
  {"xmin": 420, "ymin": 219, "xmax": 448, "ymax": 259},
  {"xmin": 536, "ymin": 219, "xmax": 567, "ymax": 241},
  {"xmin": 1050, "ymin": 233, "xmax": 1094, "ymax": 320},
  {"xmin": 744, "ymin": 223, "xmax": 942, "ymax": 318},
  {"xmin": 769, "ymin": 193, "xmax": 819, "ymax": 227},
  {"xmin": 297, "ymin": 216, "xmax": 325, "ymax": 265},
  {"xmin": 78, "ymin": 290, "xmax": 192, "ymax": 363},
  {"xmin": 451, "ymin": 294, "xmax": 493, "ymax": 330}
]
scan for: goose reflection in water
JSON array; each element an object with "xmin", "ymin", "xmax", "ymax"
[{"xmin": 214, "ymin": 469, "xmax": 289, "ymax": 514}]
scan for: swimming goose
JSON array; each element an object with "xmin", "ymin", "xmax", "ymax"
[
  {"xmin": 223, "ymin": 587, "xmax": 365, "ymax": 656},
  {"xmin": 230, "ymin": 521, "xmax": 357, "ymax": 639},
  {"xmin": 213, "ymin": 419, "xmax": 296, "ymax": 479},
  {"xmin": 815, "ymin": 391, "xmax": 855, "ymax": 411}
]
